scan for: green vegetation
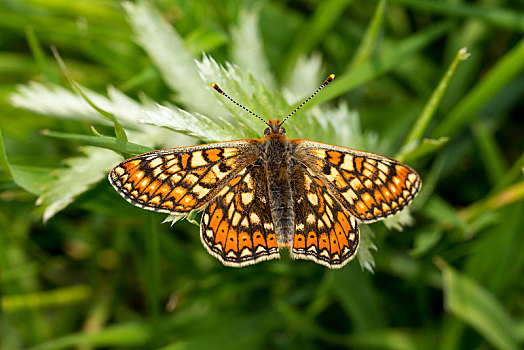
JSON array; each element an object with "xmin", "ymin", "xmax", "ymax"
[{"xmin": 1, "ymin": 1, "xmax": 523, "ymax": 349}]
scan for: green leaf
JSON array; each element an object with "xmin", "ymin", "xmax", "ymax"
[
  {"xmin": 423, "ymin": 196, "xmax": 465, "ymax": 231},
  {"xmin": 436, "ymin": 258, "xmax": 519, "ymax": 350},
  {"xmin": 410, "ymin": 224, "xmax": 443, "ymax": 257},
  {"xmin": 140, "ymin": 103, "xmax": 244, "ymax": 142},
  {"xmin": 471, "ymin": 120, "xmax": 509, "ymax": 186},
  {"xmin": 11, "ymin": 165, "xmax": 54, "ymax": 196},
  {"xmin": 36, "ymin": 147, "xmax": 121, "ymax": 222},
  {"xmin": 231, "ymin": 8, "xmax": 276, "ymax": 89},
  {"xmin": 347, "ymin": 329, "xmax": 437, "ymax": 350},
  {"xmin": 51, "ymin": 47, "xmax": 128, "ymax": 142},
  {"xmin": 42, "ymin": 130, "xmax": 154, "ymax": 156},
  {"xmin": 25, "ymin": 26, "xmax": 59, "ymax": 84},
  {"xmin": 492, "ymin": 151, "xmax": 524, "ymax": 193},
  {"xmin": 196, "ymin": 55, "xmax": 289, "ymax": 137},
  {"xmin": 281, "ymin": 53, "xmax": 323, "ymax": 104},
  {"xmin": 357, "ymin": 225, "xmax": 377, "ymax": 273},
  {"xmin": 123, "ymin": 0, "xmax": 225, "ymax": 118}
]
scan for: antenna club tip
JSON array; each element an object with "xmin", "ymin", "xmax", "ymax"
[
  {"xmin": 210, "ymin": 83, "xmax": 223, "ymax": 93},
  {"xmin": 324, "ymin": 74, "xmax": 335, "ymax": 84}
]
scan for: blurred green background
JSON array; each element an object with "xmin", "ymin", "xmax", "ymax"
[{"xmin": 1, "ymin": 0, "xmax": 524, "ymax": 349}]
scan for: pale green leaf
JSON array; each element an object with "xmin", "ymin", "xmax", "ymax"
[
  {"xmin": 10, "ymin": 83, "xmax": 148, "ymax": 128},
  {"xmin": 10, "ymin": 82, "xmax": 107, "ymax": 123},
  {"xmin": 196, "ymin": 54, "xmax": 288, "ymax": 137},
  {"xmin": 11, "ymin": 165, "xmax": 54, "ymax": 196},
  {"xmin": 410, "ymin": 224, "xmax": 443, "ymax": 257},
  {"xmin": 36, "ymin": 147, "xmax": 121, "ymax": 223},
  {"xmin": 141, "ymin": 104, "xmax": 243, "ymax": 142},
  {"xmin": 437, "ymin": 258, "xmax": 519, "ymax": 350},
  {"xmin": 9, "ymin": 82, "xmax": 194, "ymax": 149},
  {"xmin": 231, "ymin": 8, "xmax": 276, "ymax": 89},
  {"xmin": 123, "ymin": 0, "xmax": 224, "ymax": 117},
  {"xmin": 383, "ymin": 209, "xmax": 415, "ymax": 231},
  {"xmin": 357, "ymin": 225, "xmax": 377, "ymax": 273},
  {"xmin": 282, "ymin": 53, "xmax": 323, "ymax": 104}
]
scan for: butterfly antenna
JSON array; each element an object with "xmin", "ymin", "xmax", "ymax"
[
  {"xmin": 210, "ymin": 83, "xmax": 270, "ymax": 127},
  {"xmin": 279, "ymin": 74, "xmax": 335, "ymax": 127}
]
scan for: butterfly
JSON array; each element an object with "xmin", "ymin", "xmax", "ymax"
[{"xmin": 109, "ymin": 74, "xmax": 421, "ymax": 268}]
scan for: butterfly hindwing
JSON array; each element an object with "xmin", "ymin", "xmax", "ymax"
[
  {"xmin": 200, "ymin": 163, "xmax": 280, "ymax": 267},
  {"xmin": 295, "ymin": 140, "xmax": 421, "ymax": 222},
  {"xmin": 108, "ymin": 141, "xmax": 259, "ymax": 214},
  {"xmin": 290, "ymin": 163, "xmax": 359, "ymax": 268}
]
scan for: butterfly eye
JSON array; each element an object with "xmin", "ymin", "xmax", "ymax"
[
  {"xmin": 279, "ymin": 127, "xmax": 286, "ymax": 135},
  {"xmin": 264, "ymin": 127, "xmax": 271, "ymax": 136}
]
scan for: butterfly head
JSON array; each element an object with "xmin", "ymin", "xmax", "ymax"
[{"xmin": 265, "ymin": 119, "xmax": 286, "ymax": 136}]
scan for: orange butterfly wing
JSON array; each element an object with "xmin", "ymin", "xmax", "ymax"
[
  {"xmin": 200, "ymin": 163, "xmax": 280, "ymax": 267},
  {"xmin": 108, "ymin": 141, "xmax": 258, "ymax": 214},
  {"xmin": 294, "ymin": 140, "xmax": 421, "ymax": 222},
  {"xmin": 290, "ymin": 163, "xmax": 359, "ymax": 268}
]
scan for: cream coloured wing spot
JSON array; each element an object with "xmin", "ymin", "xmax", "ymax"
[
  {"xmin": 149, "ymin": 157, "xmax": 163, "ymax": 168},
  {"xmin": 222, "ymin": 148, "xmax": 239, "ymax": 157},
  {"xmin": 193, "ymin": 184, "xmax": 211, "ymax": 199},
  {"xmin": 250, "ymin": 213, "xmax": 261, "ymax": 224},
  {"xmin": 340, "ymin": 155, "xmax": 354, "ymax": 171},
  {"xmin": 306, "ymin": 214, "xmax": 315, "ymax": 224},
  {"xmin": 170, "ymin": 173, "xmax": 183, "ymax": 183},
  {"xmin": 225, "ymin": 191, "xmax": 235, "ymax": 204},
  {"xmin": 190, "ymin": 151, "xmax": 207, "ymax": 167},
  {"xmin": 232, "ymin": 212, "xmax": 241, "ymax": 226},
  {"xmin": 307, "ymin": 192, "xmax": 319, "ymax": 206},
  {"xmin": 114, "ymin": 166, "xmax": 125, "ymax": 176},
  {"xmin": 241, "ymin": 192, "xmax": 254, "ymax": 205},
  {"xmin": 211, "ymin": 164, "xmax": 228, "ymax": 180}
]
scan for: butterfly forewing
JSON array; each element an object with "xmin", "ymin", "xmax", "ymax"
[
  {"xmin": 108, "ymin": 141, "xmax": 259, "ymax": 214},
  {"xmin": 290, "ymin": 163, "xmax": 359, "ymax": 268},
  {"xmin": 200, "ymin": 162, "xmax": 280, "ymax": 267},
  {"xmin": 295, "ymin": 140, "xmax": 421, "ymax": 223}
]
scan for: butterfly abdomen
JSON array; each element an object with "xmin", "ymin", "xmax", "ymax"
[{"xmin": 262, "ymin": 135, "xmax": 295, "ymax": 247}]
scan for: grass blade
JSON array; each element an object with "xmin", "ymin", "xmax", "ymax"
[
  {"xmin": 436, "ymin": 258, "xmax": 519, "ymax": 350},
  {"xmin": 280, "ymin": 0, "xmax": 355, "ymax": 76},
  {"xmin": 0, "ymin": 127, "xmax": 13, "ymax": 180},
  {"xmin": 401, "ymin": 47, "xmax": 470, "ymax": 149},
  {"xmin": 309, "ymin": 21, "xmax": 452, "ymax": 108},
  {"xmin": 433, "ymin": 37, "xmax": 524, "ymax": 138},
  {"xmin": 471, "ymin": 120, "xmax": 508, "ymax": 186},
  {"xmin": 392, "ymin": 0, "xmax": 524, "ymax": 32},
  {"xmin": 348, "ymin": 0, "xmax": 387, "ymax": 70},
  {"xmin": 41, "ymin": 130, "xmax": 154, "ymax": 156}
]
